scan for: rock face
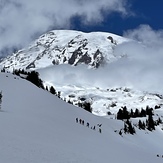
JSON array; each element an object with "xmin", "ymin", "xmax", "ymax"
[{"xmin": 0, "ymin": 30, "xmax": 128, "ymax": 70}]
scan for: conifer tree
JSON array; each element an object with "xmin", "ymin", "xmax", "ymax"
[
  {"xmin": 50, "ymin": 86, "xmax": 56, "ymax": 95},
  {"xmin": 134, "ymin": 108, "xmax": 140, "ymax": 117},
  {"xmin": 147, "ymin": 114, "xmax": 155, "ymax": 131},
  {"xmin": 130, "ymin": 109, "xmax": 134, "ymax": 118},
  {"xmin": 125, "ymin": 119, "xmax": 136, "ymax": 134},
  {"xmin": 140, "ymin": 108, "xmax": 146, "ymax": 117},
  {"xmin": 138, "ymin": 120, "xmax": 143, "ymax": 129},
  {"xmin": 83, "ymin": 102, "xmax": 92, "ymax": 113},
  {"xmin": 117, "ymin": 109, "xmax": 123, "ymax": 120},
  {"xmin": 138, "ymin": 120, "xmax": 145, "ymax": 130},
  {"xmin": 26, "ymin": 71, "xmax": 44, "ymax": 89}
]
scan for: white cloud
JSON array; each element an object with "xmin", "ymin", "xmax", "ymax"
[
  {"xmin": 123, "ymin": 25, "xmax": 163, "ymax": 48},
  {"xmin": 39, "ymin": 25, "xmax": 163, "ymax": 94},
  {"xmin": 0, "ymin": 0, "xmax": 128, "ymax": 56},
  {"xmin": 111, "ymin": 25, "xmax": 163, "ymax": 92}
]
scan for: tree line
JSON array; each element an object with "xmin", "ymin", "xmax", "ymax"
[
  {"xmin": 1, "ymin": 68, "xmax": 93, "ymax": 114},
  {"xmin": 117, "ymin": 105, "xmax": 162, "ymax": 135}
]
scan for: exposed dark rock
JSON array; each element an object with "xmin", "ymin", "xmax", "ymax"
[
  {"xmin": 77, "ymin": 52, "xmax": 91, "ymax": 65},
  {"xmin": 92, "ymin": 49, "xmax": 104, "ymax": 68},
  {"xmin": 68, "ymin": 48, "xmax": 83, "ymax": 65},
  {"xmin": 107, "ymin": 36, "xmax": 114, "ymax": 43}
]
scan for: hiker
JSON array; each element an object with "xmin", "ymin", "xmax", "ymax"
[
  {"xmin": 97, "ymin": 124, "xmax": 102, "ymax": 127},
  {"xmin": 79, "ymin": 119, "xmax": 82, "ymax": 124},
  {"xmin": 86, "ymin": 122, "xmax": 89, "ymax": 127},
  {"xmin": 76, "ymin": 118, "xmax": 78, "ymax": 123},
  {"xmin": 93, "ymin": 126, "xmax": 95, "ymax": 130},
  {"xmin": 99, "ymin": 128, "xmax": 102, "ymax": 133},
  {"xmin": 82, "ymin": 120, "xmax": 84, "ymax": 125}
]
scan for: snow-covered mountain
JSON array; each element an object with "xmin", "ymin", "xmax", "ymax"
[
  {"xmin": 0, "ymin": 30, "xmax": 129, "ymax": 70},
  {"xmin": 0, "ymin": 72, "xmax": 163, "ymax": 163},
  {"xmin": 0, "ymin": 30, "xmax": 163, "ymax": 117},
  {"xmin": 1, "ymin": 29, "xmax": 163, "ymax": 162}
]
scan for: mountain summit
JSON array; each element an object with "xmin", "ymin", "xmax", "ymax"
[{"xmin": 0, "ymin": 30, "xmax": 128, "ymax": 70}]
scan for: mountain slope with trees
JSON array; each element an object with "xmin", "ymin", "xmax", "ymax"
[{"xmin": 0, "ymin": 72, "xmax": 163, "ymax": 162}]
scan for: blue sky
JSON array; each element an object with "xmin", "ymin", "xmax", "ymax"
[
  {"xmin": 0, "ymin": 0, "xmax": 163, "ymax": 56},
  {"xmin": 72, "ymin": 0, "xmax": 163, "ymax": 35}
]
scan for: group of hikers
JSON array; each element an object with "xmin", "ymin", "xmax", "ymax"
[
  {"xmin": 76, "ymin": 118, "xmax": 102, "ymax": 133},
  {"xmin": 157, "ymin": 154, "xmax": 163, "ymax": 158}
]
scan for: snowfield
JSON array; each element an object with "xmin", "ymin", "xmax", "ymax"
[
  {"xmin": 37, "ymin": 65, "xmax": 163, "ymax": 116},
  {"xmin": 0, "ymin": 72, "xmax": 163, "ymax": 163}
]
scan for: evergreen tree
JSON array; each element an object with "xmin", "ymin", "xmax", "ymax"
[
  {"xmin": 122, "ymin": 106, "xmax": 130, "ymax": 119},
  {"xmin": 46, "ymin": 86, "xmax": 49, "ymax": 91},
  {"xmin": 67, "ymin": 99, "xmax": 73, "ymax": 104},
  {"xmin": 77, "ymin": 102, "xmax": 83, "ymax": 108},
  {"xmin": 138, "ymin": 120, "xmax": 143, "ymax": 129},
  {"xmin": 146, "ymin": 106, "xmax": 153, "ymax": 115},
  {"xmin": 117, "ymin": 106, "xmax": 130, "ymax": 120},
  {"xmin": 83, "ymin": 102, "xmax": 92, "ymax": 113},
  {"xmin": 117, "ymin": 109, "xmax": 123, "ymax": 120},
  {"xmin": 50, "ymin": 86, "xmax": 56, "ymax": 95},
  {"xmin": 156, "ymin": 117, "xmax": 162, "ymax": 125},
  {"xmin": 138, "ymin": 120, "xmax": 145, "ymax": 130},
  {"xmin": 147, "ymin": 114, "xmax": 155, "ymax": 131},
  {"xmin": 140, "ymin": 108, "xmax": 146, "ymax": 117},
  {"xmin": 57, "ymin": 91, "xmax": 61, "ymax": 98},
  {"xmin": 1, "ymin": 67, "xmax": 5, "ymax": 73},
  {"xmin": 26, "ymin": 71, "xmax": 44, "ymax": 89},
  {"xmin": 125, "ymin": 119, "xmax": 136, "ymax": 134},
  {"xmin": 130, "ymin": 109, "xmax": 134, "ymax": 118},
  {"xmin": 134, "ymin": 108, "xmax": 140, "ymax": 117}
]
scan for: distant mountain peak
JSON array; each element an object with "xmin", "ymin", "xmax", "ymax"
[{"xmin": 0, "ymin": 30, "xmax": 129, "ymax": 70}]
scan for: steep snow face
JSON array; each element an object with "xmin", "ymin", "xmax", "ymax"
[
  {"xmin": 0, "ymin": 72, "xmax": 163, "ymax": 163},
  {"xmin": 0, "ymin": 30, "xmax": 129, "ymax": 70}
]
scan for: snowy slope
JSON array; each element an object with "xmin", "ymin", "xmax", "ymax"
[
  {"xmin": 0, "ymin": 72, "xmax": 163, "ymax": 163},
  {"xmin": 0, "ymin": 29, "xmax": 162, "ymax": 118},
  {"xmin": 38, "ymin": 65, "xmax": 163, "ymax": 116},
  {"xmin": 0, "ymin": 30, "xmax": 129, "ymax": 70}
]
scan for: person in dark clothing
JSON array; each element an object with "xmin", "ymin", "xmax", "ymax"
[
  {"xmin": 82, "ymin": 120, "xmax": 84, "ymax": 125},
  {"xmin": 79, "ymin": 119, "xmax": 82, "ymax": 124},
  {"xmin": 99, "ymin": 128, "xmax": 102, "ymax": 133},
  {"xmin": 76, "ymin": 118, "xmax": 78, "ymax": 123},
  {"xmin": 97, "ymin": 124, "xmax": 102, "ymax": 127},
  {"xmin": 86, "ymin": 122, "xmax": 89, "ymax": 127},
  {"xmin": 93, "ymin": 126, "xmax": 95, "ymax": 130}
]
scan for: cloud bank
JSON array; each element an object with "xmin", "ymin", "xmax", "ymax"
[
  {"xmin": 0, "ymin": 0, "xmax": 128, "ymax": 56},
  {"xmin": 39, "ymin": 25, "xmax": 163, "ymax": 94}
]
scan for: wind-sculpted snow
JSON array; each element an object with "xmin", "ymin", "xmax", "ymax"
[{"xmin": 0, "ymin": 72, "xmax": 163, "ymax": 163}]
